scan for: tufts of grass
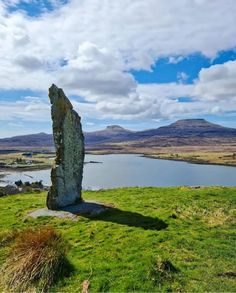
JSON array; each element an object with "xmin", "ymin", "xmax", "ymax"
[
  {"xmin": 174, "ymin": 204, "xmax": 233, "ymax": 227},
  {"xmin": 149, "ymin": 256, "xmax": 179, "ymax": 288},
  {"xmin": 201, "ymin": 208, "xmax": 231, "ymax": 227},
  {"xmin": 0, "ymin": 229, "xmax": 18, "ymax": 248},
  {"xmin": 1, "ymin": 226, "xmax": 70, "ymax": 291}
]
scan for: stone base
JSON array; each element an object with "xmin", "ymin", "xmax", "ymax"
[{"xmin": 28, "ymin": 201, "xmax": 111, "ymax": 221}]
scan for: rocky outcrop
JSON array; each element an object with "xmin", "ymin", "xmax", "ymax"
[{"xmin": 47, "ymin": 84, "xmax": 84, "ymax": 210}]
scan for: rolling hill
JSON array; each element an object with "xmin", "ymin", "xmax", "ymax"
[{"xmin": 1, "ymin": 119, "xmax": 236, "ymax": 150}]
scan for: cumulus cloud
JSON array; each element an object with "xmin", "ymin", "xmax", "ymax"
[
  {"xmin": 1, "ymin": 0, "xmax": 236, "ymax": 87},
  {"xmin": 1, "ymin": 0, "xmax": 236, "ymax": 126},
  {"xmin": 0, "ymin": 96, "xmax": 50, "ymax": 122},
  {"xmin": 194, "ymin": 60, "xmax": 236, "ymax": 102},
  {"xmin": 58, "ymin": 42, "xmax": 136, "ymax": 98},
  {"xmin": 0, "ymin": 95, "xmax": 99, "ymax": 124},
  {"xmin": 15, "ymin": 55, "xmax": 45, "ymax": 70}
]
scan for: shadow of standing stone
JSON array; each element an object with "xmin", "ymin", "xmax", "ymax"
[
  {"xmin": 29, "ymin": 202, "xmax": 167, "ymax": 230},
  {"xmin": 29, "ymin": 201, "xmax": 111, "ymax": 221}
]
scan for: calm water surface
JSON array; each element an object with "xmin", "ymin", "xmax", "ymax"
[{"xmin": 0, "ymin": 154, "xmax": 235, "ymax": 188}]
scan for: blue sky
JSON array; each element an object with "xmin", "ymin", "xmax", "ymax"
[
  {"xmin": 1, "ymin": 0, "xmax": 236, "ymax": 137},
  {"xmin": 132, "ymin": 51, "xmax": 236, "ymax": 84},
  {"xmin": 7, "ymin": 0, "xmax": 69, "ymax": 16}
]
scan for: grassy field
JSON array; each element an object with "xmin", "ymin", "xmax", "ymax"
[{"xmin": 0, "ymin": 187, "xmax": 236, "ymax": 292}]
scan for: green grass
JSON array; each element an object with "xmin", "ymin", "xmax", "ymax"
[{"xmin": 0, "ymin": 187, "xmax": 236, "ymax": 292}]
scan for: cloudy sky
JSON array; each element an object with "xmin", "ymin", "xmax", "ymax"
[{"xmin": 1, "ymin": 0, "xmax": 236, "ymax": 137}]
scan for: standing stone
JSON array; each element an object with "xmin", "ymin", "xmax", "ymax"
[{"xmin": 47, "ymin": 84, "xmax": 85, "ymax": 210}]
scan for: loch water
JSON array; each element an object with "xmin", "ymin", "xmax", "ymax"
[{"xmin": 0, "ymin": 154, "xmax": 236, "ymax": 188}]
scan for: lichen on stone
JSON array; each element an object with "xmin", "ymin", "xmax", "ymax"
[{"xmin": 47, "ymin": 84, "xmax": 84, "ymax": 210}]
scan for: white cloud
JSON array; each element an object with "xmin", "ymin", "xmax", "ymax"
[
  {"xmin": 168, "ymin": 56, "xmax": 184, "ymax": 64},
  {"xmin": 0, "ymin": 96, "xmax": 50, "ymax": 121},
  {"xmin": 1, "ymin": 0, "xmax": 236, "ymax": 128},
  {"xmin": 58, "ymin": 42, "xmax": 136, "ymax": 98},
  {"xmin": 194, "ymin": 60, "xmax": 236, "ymax": 101},
  {"xmin": 15, "ymin": 55, "xmax": 45, "ymax": 70},
  {"xmin": 0, "ymin": 95, "xmax": 99, "ymax": 124},
  {"xmin": 177, "ymin": 72, "xmax": 189, "ymax": 83},
  {"xmin": 1, "ymin": 62, "xmax": 236, "ymax": 124},
  {"xmin": 1, "ymin": 0, "xmax": 236, "ymax": 89}
]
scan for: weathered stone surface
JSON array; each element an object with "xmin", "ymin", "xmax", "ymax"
[
  {"xmin": 47, "ymin": 84, "xmax": 84, "ymax": 210},
  {"xmin": 29, "ymin": 201, "xmax": 111, "ymax": 220},
  {"xmin": 28, "ymin": 208, "xmax": 78, "ymax": 221}
]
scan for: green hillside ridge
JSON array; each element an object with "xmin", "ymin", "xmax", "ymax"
[{"xmin": 0, "ymin": 187, "xmax": 236, "ymax": 292}]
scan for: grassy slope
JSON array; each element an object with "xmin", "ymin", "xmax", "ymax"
[{"xmin": 0, "ymin": 187, "xmax": 236, "ymax": 292}]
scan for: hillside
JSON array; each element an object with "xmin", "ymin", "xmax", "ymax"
[
  {"xmin": 1, "ymin": 119, "xmax": 236, "ymax": 150},
  {"xmin": 0, "ymin": 132, "xmax": 53, "ymax": 148},
  {"xmin": 0, "ymin": 187, "xmax": 235, "ymax": 292},
  {"xmin": 132, "ymin": 119, "xmax": 236, "ymax": 139},
  {"xmin": 85, "ymin": 125, "xmax": 132, "ymax": 144}
]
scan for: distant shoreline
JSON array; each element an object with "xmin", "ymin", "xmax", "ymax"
[
  {"xmin": 0, "ymin": 159, "xmax": 103, "ymax": 174},
  {"xmin": 0, "ymin": 151, "xmax": 236, "ymax": 174},
  {"xmin": 0, "ymin": 165, "xmax": 51, "ymax": 172},
  {"xmin": 141, "ymin": 154, "xmax": 236, "ymax": 167}
]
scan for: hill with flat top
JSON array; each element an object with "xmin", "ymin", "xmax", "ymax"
[{"xmin": 1, "ymin": 119, "xmax": 236, "ymax": 150}]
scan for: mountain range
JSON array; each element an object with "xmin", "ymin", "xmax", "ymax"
[{"xmin": 1, "ymin": 119, "xmax": 236, "ymax": 150}]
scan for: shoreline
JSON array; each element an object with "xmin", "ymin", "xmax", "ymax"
[
  {"xmin": 141, "ymin": 154, "xmax": 236, "ymax": 167},
  {"xmin": 87, "ymin": 150, "xmax": 236, "ymax": 167},
  {"xmin": 0, "ymin": 160, "xmax": 103, "ymax": 172},
  {"xmin": 0, "ymin": 165, "xmax": 52, "ymax": 172},
  {"xmin": 0, "ymin": 151, "xmax": 235, "ymax": 174}
]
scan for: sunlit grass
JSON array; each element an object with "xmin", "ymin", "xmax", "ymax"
[{"xmin": 0, "ymin": 187, "xmax": 235, "ymax": 292}]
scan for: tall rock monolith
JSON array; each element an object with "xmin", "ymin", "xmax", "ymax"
[{"xmin": 47, "ymin": 84, "xmax": 84, "ymax": 210}]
